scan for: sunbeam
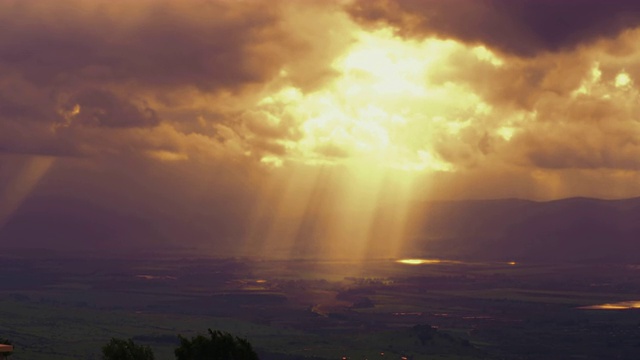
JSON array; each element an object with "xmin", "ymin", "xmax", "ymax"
[{"xmin": 0, "ymin": 156, "xmax": 56, "ymax": 229}]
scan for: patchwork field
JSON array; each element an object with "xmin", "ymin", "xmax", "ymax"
[{"xmin": 2, "ymin": 254, "xmax": 640, "ymax": 359}]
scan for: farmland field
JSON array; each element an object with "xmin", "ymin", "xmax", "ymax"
[{"xmin": 2, "ymin": 253, "xmax": 640, "ymax": 359}]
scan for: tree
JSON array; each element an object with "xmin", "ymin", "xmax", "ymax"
[
  {"xmin": 102, "ymin": 338, "xmax": 154, "ymax": 360},
  {"xmin": 0, "ymin": 338, "xmax": 12, "ymax": 358},
  {"xmin": 175, "ymin": 329, "xmax": 258, "ymax": 360},
  {"xmin": 412, "ymin": 324, "xmax": 438, "ymax": 345}
]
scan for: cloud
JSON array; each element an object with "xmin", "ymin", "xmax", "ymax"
[
  {"xmin": 0, "ymin": 0, "xmax": 281, "ymax": 90},
  {"xmin": 347, "ymin": 0, "xmax": 640, "ymax": 56},
  {"xmin": 2, "ymin": 0, "xmax": 640, "ymax": 211},
  {"xmin": 4, "ymin": 1, "xmax": 640, "ymax": 258},
  {"xmin": 62, "ymin": 89, "xmax": 160, "ymax": 128},
  {"xmin": 0, "ymin": 0, "xmax": 354, "ymax": 159}
]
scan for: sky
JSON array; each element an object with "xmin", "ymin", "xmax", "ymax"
[{"xmin": 2, "ymin": 0, "xmax": 640, "ymax": 257}]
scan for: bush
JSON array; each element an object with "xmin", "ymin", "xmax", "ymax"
[
  {"xmin": 175, "ymin": 329, "xmax": 258, "ymax": 360},
  {"xmin": 0, "ymin": 338, "xmax": 12, "ymax": 358},
  {"xmin": 102, "ymin": 338, "xmax": 154, "ymax": 360}
]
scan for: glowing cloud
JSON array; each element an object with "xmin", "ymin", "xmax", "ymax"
[{"xmin": 246, "ymin": 27, "xmax": 503, "ymax": 174}]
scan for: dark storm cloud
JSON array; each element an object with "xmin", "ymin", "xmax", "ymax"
[
  {"xmin": 0, "ymin": 0, "xmax": 335, "ymax": 158},
  {"xmin": 66, "ymin": 89, "xmax": 160, "ymax": 128},
  {"xmin": 347, "ymin": 0, "xmax": 640, "ymax": 56},
  {"xmin": 0, "ymin": 93, "xmax": 46, "ymax": 120},
  {"xmin": 0, "ymin": 0, "xmax": 281, "ymax": 91}
]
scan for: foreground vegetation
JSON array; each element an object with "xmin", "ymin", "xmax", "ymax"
[
  {"xmin": 100, "ymin": 330, "xmax": 258, "ymax": 360},
  {"xmin": 102, "ymin": 338, "xmax": 154, "ymax": 360}
]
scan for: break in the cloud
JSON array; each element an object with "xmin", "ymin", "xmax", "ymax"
[{"xmin": 2, "ymin": 0, "xmax": 640, "ymax": 257}]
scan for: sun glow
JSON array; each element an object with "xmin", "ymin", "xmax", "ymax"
[
  {"xmin": 250, "ymin": 27, "xmax": 498, "ymax": 172},
  {"xmin": 240, "ymin": 27, "xmax": 504, "ymax": 260}
]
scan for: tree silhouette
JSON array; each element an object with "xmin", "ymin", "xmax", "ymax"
[
  {"xmin": 412, "ymin": 324, "xmax": 438, "ymax": 345},
  {"xmin": 0, "ymin": 338, "xmax": 12, "ymax": 358},
  {"xmin": 102, "ymin": 338, "xmax": 154, "ymax": 360},
  {"xmin": 175, "ymin": 329, "xmax": 258, "ymax": 360}
]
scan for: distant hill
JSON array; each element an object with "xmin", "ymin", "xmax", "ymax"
[
  {"xmin": 0, "ymin": 195, "xmax": 238, "ymax": 254},
  {"xmin": 409, "ymin": 197, "xmax": 640, "ymax": 262},
  {"xmin": 2, "ymin": 194, "xmax": 640, "ymax": 263},
  {"xmin": 0, "ymin": 196, "xmax": 162, "ymax": 252}
]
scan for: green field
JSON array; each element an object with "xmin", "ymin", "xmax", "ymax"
[{"xmin": 3, "ymin": 256, "xmax": 640, "ymax": 359}]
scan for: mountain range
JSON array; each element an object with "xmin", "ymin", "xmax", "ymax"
[
  {"xmin": 2, "ymin": 196, "xmax": 640, "ymax": 262},
  {"xmin": 411, "ymin": 197, "xmax": 640, "ymax": 262}
]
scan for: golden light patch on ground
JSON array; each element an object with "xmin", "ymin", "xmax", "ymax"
[
  {"xmin": 579, "ymin": 301, "xmax": 640, "ymax": 310},
  {"xmin": 397, "ymin": 259, "xmax": 436, "ymax": 265},
  {"xmin": 396, "ymin": 259, "xmax": 458, "ymax": 265}
]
